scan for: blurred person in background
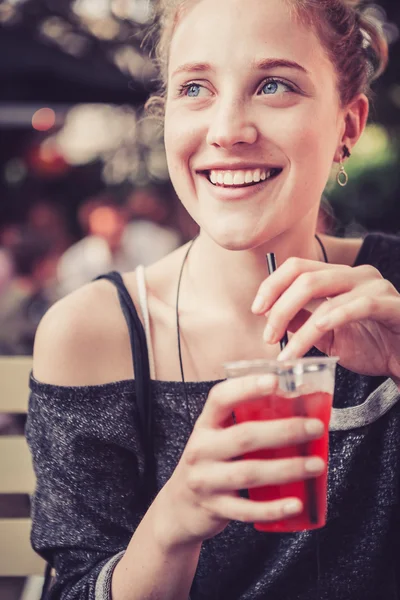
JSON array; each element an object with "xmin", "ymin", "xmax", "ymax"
[
  {"xmin": 128, "ymin": 186, "xmax": 172, "ymax": 224},
  {"xmin": 129, "ymin": 185, "xmax": 201, "ymax": 241},
  {"xmin": 27, "ymin": 199, "xmax": 72, "ymax": 256},
  {"xmin": 0, "ymin": 247, "xmax": 13, "ymax": 295},
  {"xmin": 57, "ymin": 191, "xmax": 180, "ymax": 295},
  {"xmin": 0, "ymin": 225, "xmax": 59, "ymax": 355}
]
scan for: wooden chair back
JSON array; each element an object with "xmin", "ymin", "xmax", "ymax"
[{"xmin": 0, "ymin": 356, "xmax": 46, "ymax": 576}]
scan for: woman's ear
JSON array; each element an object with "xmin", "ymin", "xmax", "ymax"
[{"xmin": 334, "ymin": 94, "xmax": 369, "ymax": 162}]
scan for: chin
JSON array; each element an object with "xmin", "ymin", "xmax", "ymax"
[{"xmin": 204, "ymin": 221, "xmax": 273, "ymax": 252}]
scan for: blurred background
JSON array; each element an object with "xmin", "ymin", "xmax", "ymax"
[{"xmin": 0, "ymin": 0, "xmax": 399, "ymax": 358}]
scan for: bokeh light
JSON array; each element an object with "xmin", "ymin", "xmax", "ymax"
[{"xmin": 32, "ymin": 108, "xmax": 56, "ymax": 131}]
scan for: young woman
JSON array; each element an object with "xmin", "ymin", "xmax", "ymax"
[{"xmin": 27, "ymin": 1, "xmax": 400, "ymax": 598}]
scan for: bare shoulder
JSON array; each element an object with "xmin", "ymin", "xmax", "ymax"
[
  {"xmin": 320, "ymin": 235, "xmax": 364, "ymax": 267},
  {"xmin": 33, "ymin": 278, "xmax": 137, "ymax": 386}
]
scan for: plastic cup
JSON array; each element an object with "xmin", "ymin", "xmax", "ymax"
[{"xmin": 224, "ymin": 357, "xmax": 338, "ymax": 532}]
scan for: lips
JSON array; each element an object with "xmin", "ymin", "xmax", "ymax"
[
  {"xmin": 196, "ymin": 165, "xmax": 283, "ymax": 188},
  {"xmin": 197, "ymin": 166, "xmax": 284, "ymax": 201},
  {"xmin": 198, "ymin": 167, "xmax": 283, "ymax": 190}
]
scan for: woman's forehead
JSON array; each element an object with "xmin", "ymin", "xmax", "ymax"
[{"xmin": 168, "ymin": 0, "xmax": 335, "ymax": 82}]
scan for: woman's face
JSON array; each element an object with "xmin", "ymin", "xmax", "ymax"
[{"xmin": 164, "ymin": 0, "xmax": 346, "ymax": 250}]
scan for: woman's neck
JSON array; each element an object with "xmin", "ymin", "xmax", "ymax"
[{"xmin": 183, "ymin": 223, "xmax": 322, "ymax": 320}]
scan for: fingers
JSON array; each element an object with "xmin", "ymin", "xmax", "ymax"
[
  {"xmin": 278, "ymin": 280, "xmax": 399, "ymax": 360},
  {"xmin": 248, "ymin": 257, "xmax": 393, "ymax": 361},
  {"xmin": 252, "ymin": 260, "xmax": 382, "ymax": 339},
  {"xmin": 186, "ymin": 417, "xmax": 324, "ymax": 463},
  {"xmin": 209, "ymin": 494, "xmax": 303, "ymax": 523},
  {"xmin": 252, "ymin": 257, "xmax": 351, "ymax": 315},
  {"xmin": 187, "ymin": 455, "xmax": 325, "ymax": 495},
  {"xmin": 199, "ymin": 374, "xmax": 278, "ymax": 428},
  {"xmin": 315, "ymin": 295, "xmax": 400, "ymax": 333},
  {"xmin": 261, "ymin": 268, "xmax": 357, "ymax": 345}
]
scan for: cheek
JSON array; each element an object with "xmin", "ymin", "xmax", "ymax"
[
  {"xmin": 273, "ymin": 104, "xmax": 339, "ymax": 185},
  {"xmin": 280, "ymin": 106, "xmax": 337, "ymax": 154},
  {"xmin": 164, "ymin": 107, "xmax": 202, "ymax": 175}
]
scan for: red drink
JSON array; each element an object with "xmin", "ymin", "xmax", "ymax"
[{"xmin": 234, "ymin": 391, "xmax": 332, "ymax": 532}]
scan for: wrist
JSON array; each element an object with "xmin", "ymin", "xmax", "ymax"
[{"xmin": 150, "ymin": 484, "xmax": 203, "ymax": 554}]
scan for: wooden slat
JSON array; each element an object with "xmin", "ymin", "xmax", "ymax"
[
  {"xmin": 0, "ymin": 519, "xmax": 46, "ymax": 576},
  {"xmin": 20, "ymin": 576, "xmax": 46, "ymax": 600},
  {"xmin": 0, "ymin": 437, "xmax": 36, "ymax": 494},
  {"xmin": 0, "ymin": 356, "xmax": 32, "ymax": 413},
  {"xmin": 0, "ymin": 356, "xmax": 44, "ymax": 579}
]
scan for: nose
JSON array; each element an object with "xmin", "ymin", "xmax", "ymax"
[{"xmin": 206, "ymin": 99, "xmax": 258, "ymax": 148}]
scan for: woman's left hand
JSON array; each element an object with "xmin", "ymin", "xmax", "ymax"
[{"xmin": 252, "ymin": 258, "xmax": 400, "ymax": 381}]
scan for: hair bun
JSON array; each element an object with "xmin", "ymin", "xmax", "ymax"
[{"xmin": 357, "ymin": 4, "xmax": 389, "ymax": 81}]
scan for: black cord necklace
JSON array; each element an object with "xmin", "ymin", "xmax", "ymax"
[
  {"xmin": 176, "ymin": 234, "xmax": 329, "ymax": 423},
  {"xmin": 315, "ymin": 233, "xmax": 329, "ymax": 264},
  {"xmin": 176, "ymin": 235, "xmax": 199, "ymax": 427}
]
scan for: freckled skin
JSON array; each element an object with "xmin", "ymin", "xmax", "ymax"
[{"xmin": 164, "ymin": 0, "xmax": 346, "ymax": 251}]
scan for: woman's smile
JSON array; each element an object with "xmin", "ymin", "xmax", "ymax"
[{"xmin": 196, "ymin": 166, "xmax": 284, "ymax": 201}]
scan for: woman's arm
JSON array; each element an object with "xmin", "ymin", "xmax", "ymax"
[
  {"xmin": 111, "ymin": 488, "xmax": 202, "ymax": 600},
  {"xmin": 28, "ymin": 376, "xmax": 202, "ymax": 600},
  {"xmin": 29, "ymin": 282, "xmax": 203, "ymax": 600}
]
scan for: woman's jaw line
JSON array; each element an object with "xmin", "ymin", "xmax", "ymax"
[{"xmin": 195, "ymin": 206, "xmax": 320, "ymax": 260}]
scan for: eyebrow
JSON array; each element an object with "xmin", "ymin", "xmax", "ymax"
[{"xmin": 172, "ymin": 58, "xmax": 310, "ymax": 77}]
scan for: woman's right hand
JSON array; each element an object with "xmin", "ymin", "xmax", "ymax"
[{"xmin": 154, "ymin": 374, "xmax": 325, "ymax": 548}]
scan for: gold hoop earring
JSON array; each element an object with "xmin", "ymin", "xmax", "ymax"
[{"xmin": 336, "ymin": 158, "xmax": 349, "ymax": 187}]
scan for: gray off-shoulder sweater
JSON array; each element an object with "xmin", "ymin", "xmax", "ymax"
[{"xmin": 26, "ymin": 233, "xmax": 400, "ymax": 600}]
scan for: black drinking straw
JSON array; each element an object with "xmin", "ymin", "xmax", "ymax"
[
  {"xmin": 266, "ymin": 253, "xmax": 290, "ymax": 350},
  {"xmin": 266, "ymin": 253, "xmax": 318, "ymax": 525}
]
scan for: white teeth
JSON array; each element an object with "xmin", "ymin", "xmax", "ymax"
[
  {"xmin": 233, "ymin": 172, "xmax": 245, "ymax": 185},
  {"xmin": 208, "ymin": 167, "xmax": 278, "ymax": 187},
  {"xmin": 223, "ymin": 172, "xmax": 234, "ymax": 185}
]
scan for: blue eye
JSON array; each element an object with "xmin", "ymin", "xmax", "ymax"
[
  {"xmin": 260, "ymin": 79, "xmax": 294, "ymax": 96},
  {"xmin": 178, "ymin": 82, "xmax": 212, "ymax": 98},
  {"xmin": 187, "ymin": 84, "xmax": 201, "ymax": 97},
  {"xmin": 262, "ymin": 81, "xmax": 279, "ymax": 95},
  {"xmin": 178, "ymin": 83, "xmax": 208, "ymax": 98}
]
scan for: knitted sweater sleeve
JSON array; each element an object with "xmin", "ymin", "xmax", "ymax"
[{"xmin": 26, "ymin": 376, "xmax": 147, "ymax": 600}]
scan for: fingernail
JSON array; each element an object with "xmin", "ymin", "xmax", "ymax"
[
  {"xmin": 305, "ymin": 419, "xmax": 324, "ymax": 436},
  {"xmin": 277, "ymin": 347, "xmax": 293, "ymax": 361},
  {"xmin": 283, "ymin": 499, "xmax": 302, "ymax": 515},
  {"xmin": 263, "ymin": 324, "xmax": 277, "ymax": 344},
  {"xmin": 252, "ymin": 295, "xmax": 265, "ymax": 313},
  {"xmin": 305, "ymin": 457, "xmax": 325, "ymax": 474}
]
